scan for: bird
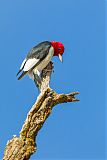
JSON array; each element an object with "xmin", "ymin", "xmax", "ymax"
[{"xmin": 16, "ymin": 41, "xmax": 64, "ymax": 83}]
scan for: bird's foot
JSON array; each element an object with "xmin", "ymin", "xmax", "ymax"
[
  {"xmin": 41, "ymin": 69, "xmax": 53, "ymax": 77},
  {"xmin": 33, "ymin": 73, "xmax": 41, "ymax": 88}
]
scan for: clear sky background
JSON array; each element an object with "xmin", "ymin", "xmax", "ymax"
[{"xmin": 0, "ymin": 0, "xmax": 106, "ymax": 160}]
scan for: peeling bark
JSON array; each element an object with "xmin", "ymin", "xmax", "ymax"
[{"xmin": 3, "ymin": 62, "xmax": 79, "ymax": 160}]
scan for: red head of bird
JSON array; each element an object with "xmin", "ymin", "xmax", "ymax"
[{"xmin": 51, "ymin": 41, "xmax": 64, "ymax": 62}]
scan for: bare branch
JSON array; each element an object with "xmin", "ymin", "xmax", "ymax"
[{"xmin": 3, "ymin": 62, "xmax": 79, "ymax": 160}]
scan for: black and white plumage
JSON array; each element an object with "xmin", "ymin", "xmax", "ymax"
[
  {"xmin": 17, "ymin": 41, "xmax": 53, "ymax": 80},
  {"xmin": 17, "ymin": 40, "xmax": 64, "ymax": 83}
]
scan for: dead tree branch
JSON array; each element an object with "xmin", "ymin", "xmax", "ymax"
[{"xmin": 3, "ymin": 62, "xmax": 79, "ymax": 160}]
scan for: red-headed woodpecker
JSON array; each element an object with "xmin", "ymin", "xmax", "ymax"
[{"xmin": 17, "ymin": 41, "xmax": 64, "ymax": 80}]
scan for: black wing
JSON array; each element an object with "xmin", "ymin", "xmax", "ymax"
[
  {"xmin": 17, "ymin": 41, "xmax": 51, "ymax": 80},
  {"xmin": 27, "ymin": 41, "xmax": 51, "ymax": 59}
]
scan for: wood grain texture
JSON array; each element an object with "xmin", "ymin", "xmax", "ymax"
[{"xmin": 3, "ymin": 62, "xmax": 79, "ymax": 160}]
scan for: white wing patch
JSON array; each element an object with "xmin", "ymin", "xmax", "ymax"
[
  {"xmin": 23, "ymin": 58, "xmax": 39, "ymax": 71},
  {"xmin": 20, "ymin": 59, "xmax": 26, "ymax": 70}
]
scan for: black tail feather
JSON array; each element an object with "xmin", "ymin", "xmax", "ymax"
[
  {"xmin": 16, "ymin": 69, "xmax": 22, "ymax": 76},
  {"xmin": 18, "ymin": 71, "xmax": 27, "ymax": 80}
]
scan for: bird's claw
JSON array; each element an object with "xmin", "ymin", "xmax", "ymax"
[{"xmin": 33, "ymin": 73, "xmax": 41, "ymax": 88}]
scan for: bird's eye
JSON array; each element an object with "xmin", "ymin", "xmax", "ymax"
[{"xmin": 58, "ymin": 48, "xmax": 61, "ymax": 51}]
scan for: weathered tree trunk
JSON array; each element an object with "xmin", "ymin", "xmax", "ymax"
[{"xmin": 3, "ymin": 62, "xmax": 79, "ymax": 160}]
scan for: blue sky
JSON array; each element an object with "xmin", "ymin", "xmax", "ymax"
[{"xmin": 0, "ymin": 0, "xmax": 106, "ymax": 160}]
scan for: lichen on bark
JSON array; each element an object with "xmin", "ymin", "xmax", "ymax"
[{"xmin": 3, "ymin": 62, "xmax": 79, "ymax": 160}]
